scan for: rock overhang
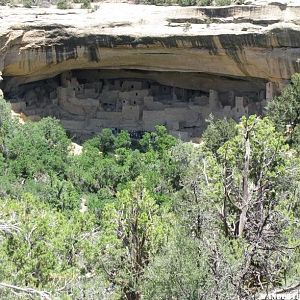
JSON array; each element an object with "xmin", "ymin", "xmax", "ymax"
[{"xmin": 1, "ymin": 3, "xmax": 300, "ymax": 87}]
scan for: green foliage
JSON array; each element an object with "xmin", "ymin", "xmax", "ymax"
[
  {"xmin": 114, "ymin": 130, "xmax": 131, "ymax": 149},
  {"xmin": 80, "ymin": 0, "xmax": 91, "ymax": 9},
  {"xmin": 56, "ymin": 0, "xmax": 72, "ymax": 9},
  {"xmin": 218, "ymin": 116, "xmax": 298, "ymax": 291},
  {"xmin": 139, "ymin": 125, "xmax": 178, "ymax": 154},
  {"xmin": 98, "ymin": 128, "xmax": 116, "ymax": 154},
  {"xmin": 196, "ymin": 0, "xmax": 213, "ymax": 5},
  {"xmin": 172, "ymin": 116, "xmax": 300, "ymax": 297},
  {"xmin": 6, "ymin": 117, "xmax": 71, "ymax": 179},
  {"xmin": 0, "ymin": 98, "xmax": 19, "ymax": 146},
  {"xmin": 139, "ymin": 0, "xmax": 213, "ymax": 5},
  {"xmin": 267, "ymin": 73, "xmax": 300, "ymax": 146},
  {"xmin": 99, "ymin": 177, "xmax": 171, "ymax": 298},
  {"xmin": 0, "ymin": 194, "xmax": 99, "ymax": 295},
  {"xmin": 218, "ymin": 116, "xmax": 289, "ymax": 179},
  {"xmin": 23, "ymin": 0, "xmax": 34, "ymax": 7},
  {"xmin": 214, "ymin": 0, "xmax": 231, "ymax": 5},
  {"xmin": 202, "ymin": 116, "xmax": 238, "ymax": 155},
  {"xmin": 142, "ymin": 225, "xmax": 214, "ymax": 299},
  {"xmin": 0, "ymin": 92, "xmax": 300, "ymax": 299},
  {"xmin": 146, "ymin": 0, "xmax": 235, "ymax": 6},
  {"xmin": 69, "ymin": 150, "xmax": 124, "ymax": 192},
  {"xmin": 22, "ymin": 177, "xmax": 80, "ymax": 212}
]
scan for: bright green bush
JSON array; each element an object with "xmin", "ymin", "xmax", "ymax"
[{"xmin": 6, "ymin": 117, "xmax": 71, "ymax": 178}]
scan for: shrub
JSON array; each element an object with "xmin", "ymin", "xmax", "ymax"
[
  {"xmin": 56, "ymin": 0, "xmax": 71, "ymax": 9},
  {"xmin": 214, "ymin": 0, "xmax": 231, "ymax": 5},
  {"xmin": 267, "ymin": 73, "xmax": 300, "ymax": 147},
  {"xmin": 0, "ymin": 194, "xmax": 99, "ymax": 293},
  {"xmin": 98, "ymin": 128, "xmax": 116, "ymax": 154},
  {"xmin": 81, "ymin": 0, "xmax": 91, "ymax": 8},
  {"xmin": 196, "ymin": 0, "xmax": 213, "ymax": 5},
  {"xmin": 202, "ymin": 116, "xmax": 237, "ymax": 155},
  {"xmin": 23, "ymin": 0, "xmax": 34, "ymax": 7},
  {"xmin": 6, "ymin": 117, "xmax": 71, "ymax": 178}
]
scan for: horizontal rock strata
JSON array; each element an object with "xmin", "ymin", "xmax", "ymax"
[{"xmin": 1, "ymin": 3, "xmax": 300, "ymax": 89}]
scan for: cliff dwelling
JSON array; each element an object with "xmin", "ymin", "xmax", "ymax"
[
  {"xmin": 1, "ymin": 3, "xmax": 299, "ymax": 141},
  {"xmin": 2, "ymin": 69, "xmax": 272, "ymax": 140}
]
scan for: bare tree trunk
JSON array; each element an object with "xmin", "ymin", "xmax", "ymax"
[{"xmin": 239, "ymin": 126, "xmax": 251, "ymax": 237}]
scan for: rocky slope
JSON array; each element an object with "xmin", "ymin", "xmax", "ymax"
[{"xmin": 1, "ymin": 2, "xmax": 300, "ymax": 93}]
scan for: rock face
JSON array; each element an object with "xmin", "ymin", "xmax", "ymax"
[
  {"xmin": 1, "ymin": 3, "xmax": 300, "ymax": 86},
  {"xmin": 1, "ymin": 2, "xmax": 300, "ymax": 139}
]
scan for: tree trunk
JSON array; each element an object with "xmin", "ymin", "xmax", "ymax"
[
  {"xmin": 239, "ymin": 127, "xmax": 251, "ymax": 237},
  {"xmin": 124, "ymin": 287, "xmax": 140, "ymax": 300}
]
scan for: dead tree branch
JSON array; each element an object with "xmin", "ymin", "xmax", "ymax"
[{"xmin": 0, "ymin": 282, "xmax": 51, "ymax": 299}]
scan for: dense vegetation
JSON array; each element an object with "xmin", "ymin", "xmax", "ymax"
[
  {"xmin": 0, "ymin": 75, "xmax": 300, "ymax": 299},
  {"xmin": 0, "ymin": 0, "xmax": 239, "ymax": 9},
  {"xmin": 137, "ymin": 0, "xmax": 234, "ymax": 7}
]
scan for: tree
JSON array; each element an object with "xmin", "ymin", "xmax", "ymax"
[
  {"xmin": 139, "ymin": 125, "xmax": 178, "ymax": 154},
  {"xmin": 98, "ymin": 128, "xmax": 116, "ymax": 154},
  {"xmin": 142, "ymin": 223, "xmax": 216, "ymax": 300},
  {"xmin": 0, "ymin": 98, "xmax": 19, "ymax": 154},
  {"xmin": 56, "ymin": 0, "xmax": 72, "ymax": 9},
  {"xmin": 6, "ymin": 117, "xmax": 71, "ymax": 179},
  {"xmin": 143, "ymin": 141, "xmax": 246, "ymax": 300},
  {"xmin": 99, "ymin": 177, "xmax": 170, "ymax": 300},
  {"xmin": 80, "ymin": 0, "xmax": 91, "ymax": 8},
  {"xmin": 267, "ymin": 73, "xmax": 300, "ymax": 146},
  {"xmin": 0, "ymin": 194, "xmax": 101, "ymax": 298},
  {"xmin": 172, "ymin": 116, "xmax": 300, "ymax": 298},
  {"xmin": 215, "ymin": 116, "xmax": 298, "ymax": 296},
  {"xmin": 114, "ymin": 130, "xmax": 131, "ymax": 150},
  {"xmin": 217, "ymin": 116, "xmax": 300, "ymax": 295},
  {"xmin": 217, "ymin": 117, "xmax": 290, "ymax": 237},
  {"xmin": 202, "ymin": 116, "xmax": 237, "ymax": 156}
]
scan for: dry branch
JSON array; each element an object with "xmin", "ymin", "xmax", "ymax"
[
  {"xmin": 0, "ymin": 222, "xmax": 20, "ymax": 235},
  {"xmin": 0, "ymin": 282, "xmax": 51, "ymax": 299}
]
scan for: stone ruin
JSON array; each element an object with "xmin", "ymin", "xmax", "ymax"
[{"xmin": 6, "ymin": 70, "xmax": 272, "ymax": 141}]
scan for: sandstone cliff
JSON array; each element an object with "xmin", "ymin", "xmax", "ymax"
[{"xmin": 1, "ymin": 3, "xmax": 300, "ymax": 92}]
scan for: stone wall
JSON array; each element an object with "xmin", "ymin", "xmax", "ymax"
[{"xmin": 7, "ymin": 70, "xmax": 268, "ymax": 141}]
